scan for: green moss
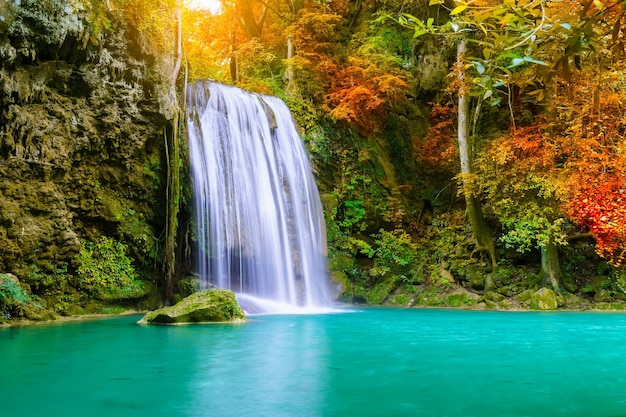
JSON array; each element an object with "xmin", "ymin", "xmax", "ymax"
[
  {"xmin": 75, "ymin": 237, "xmax": 150, "ymax": 300},
  {"xmin": 139, "ymin": 289, "xmax": 246, "ymax": 324},
  {"xmin": 24, "ymin": 262, "xmax": 72, "ymax": 293},
  {"xmin": 366, "ymin": 281, "xmax": 393, "ymax": 304},
  {"xmin": 144, "ymin": 155, "xmax": 162, "ymax": 190},
  {"xmin": 446, "ymin": 294, "xmax": 474, "ymax": 307},
  {"xmin": 176, "ymin": 277, "xmax": 201, "ymax": 298},
  {"xmin": 516, "ymin": 289, "xmax": 534, "ymax": 302},
  {"xmin": 0, "ymin": 273, "xmax": 54, "ymax": 321},
  {"xmin": 387, "ymin": 294, "xmax": 411, "ymax": 305},
  {"xmin": 0, "ymin": 274, "xmax": 30, "ymax": 320},
  {"xmin": 118, "ymin": 209, "xmax": 157, "ymax": 262},
  {"xmin": 329, "ymin": 252, "xmax": 356, "ymax": 273},
  {"xmin": 530, "ymin": 288, "xmax": 558, "ymax": 310},
  {"xmin": 414, "ymin": 290, "xmax": 446, "ymax": 307}
]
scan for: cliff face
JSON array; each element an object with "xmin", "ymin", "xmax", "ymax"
[{"xmin": 0, "ymin": 0, "xmax": 172, "ymax": 319}]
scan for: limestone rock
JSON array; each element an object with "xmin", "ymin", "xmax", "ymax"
[
  {"xmin": 530, "ymin": 287, "xmax": 558, "ymax": 310},
  {"xmin": 139, "ymin": 290, "xmax": 246, "ymax": 324},
  {"xmin": 0, "ymin": 0, "xmax": 170, "ymax": 318}
]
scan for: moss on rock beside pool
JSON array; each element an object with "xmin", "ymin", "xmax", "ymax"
[
  {"xmin": 139, "ymin": 289, "xmax": 246, "ymax": 324},
  {"xmin": 530, "ymin": 288, "xmax": 558, "ymax": 310}
]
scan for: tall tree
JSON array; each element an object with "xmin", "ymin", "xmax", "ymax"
[{"xmin": 455, "ymin": 38, "xmax": 497, "ymax": 268}]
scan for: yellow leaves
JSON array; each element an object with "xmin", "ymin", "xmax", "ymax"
[
  {"xmin": 374, "ymin": 74, "xmax": 410, "ymax": 96},
  {"xmin": 455, "ymin": 172, "xmax": 482, "ymax": 197},
  {"xmin": 491, "ymin": 145, "xmax": 511, "ymax": 166},
  {"xmin": 527, "ymin": 89, "xmax": 545, "ymax": 102},
  {"xmin": 450, "ymin": 4, "xmax": 468, "ymax": 15}
]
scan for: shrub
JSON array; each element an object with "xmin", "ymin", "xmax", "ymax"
[
  {"xmin": 75, "ymin": 237, "xmax": 149, "ymax": 300},
  {"xmin": 0, "ymin": 274, "xmax": 30, "ymax": 320},
  {"xmin": 370, "ymin": 229, "xmax": 419, "ymax": 279}
]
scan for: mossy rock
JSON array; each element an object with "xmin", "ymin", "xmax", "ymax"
[
  {"xmin": 445, "ymin": 287, "xmax": 480, "ymax": 307},
  {"xmin": 139, "ymin": 289, "xmax": 246, "ymax": 324},
  {"xmin": 530, "ymin": 288, "xmax": 558, "ymax": 310},
  {"xmin": 463, "ymin": 264, "xmax": 486, "ymax": 290},
  {"xmin": 413, "ymin": 290, "xmax": 446, "ymax": 307},
  {"xmin": 515, "ymin": 289, "xmax": 534, "ymax": 303},
  {"xmin": 176, "ymin": 277, "xmax": 202, "ymax": 298},
  {"xmin": 19, "ymin": 302, "xmax": 57, "ymax": 321},
  {"xmin": 329, "ymin": 270, "xmax": 349, "ymax": 300},
  {"xmin": 366, "ymin": 281, "xmax": 395, "ymax": 304},
  {"xmin": 593, "ymin": 289, "xmax": 614, "ymax": 303},
  {"xmin": 387, "ymin": 293, "xmax": 412, "ymax": 305},
  {"xmin": 446, "ymin": 293, "xmax": 474, "ymax": 307},
  {"xmin": 328, "ymin": 253, "xmax": 356, "ymax": 272},
  {"xmin": 498, "ymin": 298, "xmax": 517, "ymax": 309},
  {"xmin": 591, "ymin": 302, "xmax": 626, "ymax": 311},
  {"xmin": 484, "ymin": 291, "xmax": 506, "ymax": 302}
]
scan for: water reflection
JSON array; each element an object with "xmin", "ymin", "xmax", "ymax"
[{"xmin": 187, "ymin": 314, "xmax": 330, "ymax": 417}]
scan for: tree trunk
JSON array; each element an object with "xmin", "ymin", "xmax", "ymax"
[
  {"xmin": 456, "ymin": 40, "xmax": 497, "ymax": 267},
  {"xmin": 539, "ymin": 240, "xmax": 561, "ymax": 292},
  {"xmin": 170, "ymin": 5, "xmax": 182, "ymax": 89},
  {"xmin": 284, "ymin": 34, "xmax": 298, "ymax": 98}
]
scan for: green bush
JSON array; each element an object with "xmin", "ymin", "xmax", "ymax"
[
  {"xmin": 0, "ymin": 274, "xmax": 30, "ymax": 320},
  {"xmin": 76, "ymin": 237, "xmax": 149, "ymax": 300},
  {"xmin": 368, "ymin": 229, "xmax": 419, "ymax": 281}
]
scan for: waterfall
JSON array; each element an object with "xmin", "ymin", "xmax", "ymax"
[{"xmin": 186, "ymin": 81, "xmax": 333, "ymax": 314}]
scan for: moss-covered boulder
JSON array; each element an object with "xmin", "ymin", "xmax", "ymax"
[
  {"xmin": 530, "ymin": 287, "xmax": 558, "ymax": 310},
  {"xmin": 176, "ymin": 276, "xmax": 202, "ymax": 298},
  {"xmin": 139, "ymin": 289, "xmax": 246, "ymax": 324}
]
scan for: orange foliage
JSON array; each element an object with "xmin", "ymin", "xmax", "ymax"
[
  {"xmin": 495, "ymin": 126, "xmax": 549, "ymax": 167},
  {"xmin": 416, "ymin": 103, "xmax": 458, "ymax": 170},
  {"xmin": 482, "ymin": 121, "xmax": 565, "ymax": 183},
  {"xmin": 292, "ymin": 4, "xmax": 341, "ymax": 59},
  {"xmin": 324, "ymin": 59, "xmax": 409, "ymax": 134},
  {"xmin": 551, "ymin": 70, "xmax": 626, "ymax": 266}
]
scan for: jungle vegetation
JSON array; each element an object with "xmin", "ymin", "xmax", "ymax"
[{"xmin": 2, "ymin": 0, "xmax": 626, "ymax": 319}]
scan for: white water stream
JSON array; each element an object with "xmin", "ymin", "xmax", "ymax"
[{"xmin": 187, "ymin": 81, "xmax": 332, "ymax": 313}]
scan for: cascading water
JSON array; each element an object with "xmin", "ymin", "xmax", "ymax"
[{"xmin": 186, "ymin": 81, "xmax": 333, "ymax": 314}]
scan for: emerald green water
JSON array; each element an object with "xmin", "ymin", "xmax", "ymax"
[{"xmin": 3, "ymin": 308, "xmax": 626, "ymax": 417}]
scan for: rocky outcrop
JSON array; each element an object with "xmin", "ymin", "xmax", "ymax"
[
  {"xmin": 139, "ymin": 289, "xmax": 246, "ymax": 324},
  {"xmin": 530, "ymin": 287, "xmax": 558, "ymax": 310},
  {"xmin": 0, "ymin": 0, "xmax": 176, "ymax": 317}
]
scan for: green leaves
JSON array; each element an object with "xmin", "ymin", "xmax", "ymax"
[
  {"xmin": 397, "ymin": 13, "xmax": 435, "ymax": 38},
  {"xmin": 76, "ymin": 237, "xmax": 148, "ymax": 300},
  {"xmin": 507, "ymin": 55, "xmax": 548, "ymax": 68},
  {"xmin": 472, "ymin": 60, "xmax": 485, "ymax": 74},
  {"xmin": 0, "ymin": 275, "xmax": 31, "ymax": 320}
]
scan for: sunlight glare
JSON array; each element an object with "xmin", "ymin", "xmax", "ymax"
[{"xmin": 186, "ymin": 0, "xmax": 222, "ymax": 14}]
